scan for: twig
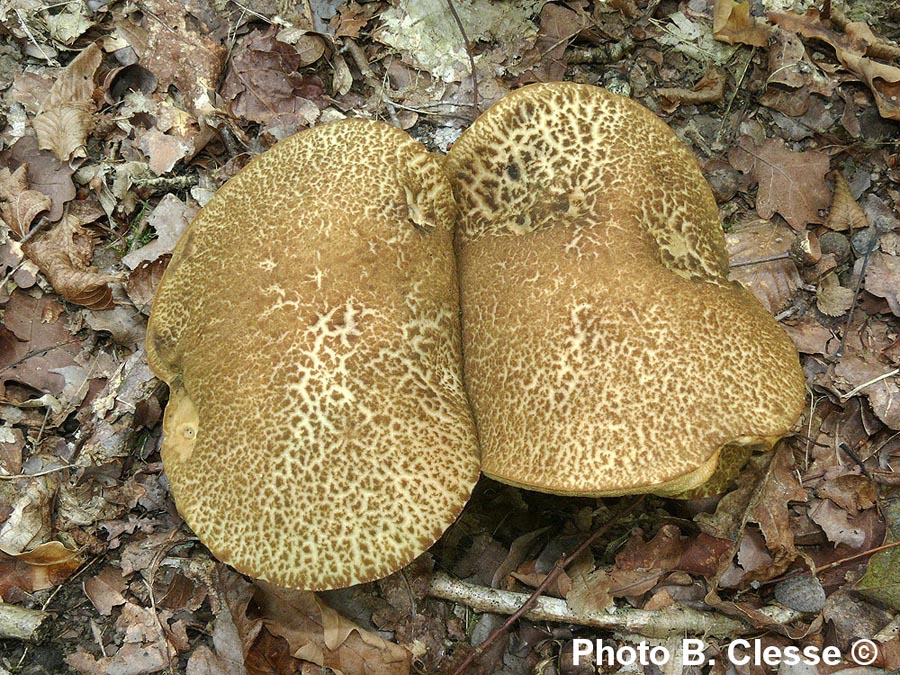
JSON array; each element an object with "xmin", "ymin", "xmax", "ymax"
[
  {"xmin": 444, "ymin": 0, "xmax": 479, "ymax": 115},
  {"xmin": 0, "ymin": 603, "xmax": 51, "ymax": 641},
  {"xmin": 761, "ymin": 539, "xmax": 900, "ymax": 588},
  {"xmin": 0, "ymin": 464, "xmax": 73, "ymax": 480},
  {"xmin": 839, "ymin": 368, "xmax": 900, "ymax": 400},
  {"xmin": 837, "ymin": 226, "xmax": 879, "ymax": 357},
  {"xmin": 729, "ymin": 252, "xmax": 791, "ymax": 268},
  {"xmin": 449, "ymin": 496, "xmax": 645, "ymax": 674},
  {"xmin": 430, "ymin": 573, "xmax": 800, "ymax": 640}
]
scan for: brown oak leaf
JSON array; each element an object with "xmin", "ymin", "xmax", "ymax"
[
  {"xmin": 728, "ymin": 137, "xmax": 831, "ymax": 230},
  {"xmin": 826, "ymin": 171, "xmax": 868, "ymax": 231},
  {"xmin": 33, "ymin": 42, "xmax": 102, "ymax": 161},
  {"xmin": 713, "ymin": 0, "xmax": 769, "ymax": 47},
  {"xmin": 22, "ymin": 214, "xmax": 117, "ymax": 309},
  {"xmin": 816, "ymin": 272, "xmax": 854, "ymax": 317},
  {"xmin": 0, "ymin": 165, "xmax": 51, "ymax": 238}
]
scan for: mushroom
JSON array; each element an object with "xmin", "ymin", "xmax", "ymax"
[
  {"xmin": 147, "ymin": 119, "xmax": 480, "ymax": 590},
  {"xmin": 445, "ymin": 82, "xmax": 805, "ymax": 496}
]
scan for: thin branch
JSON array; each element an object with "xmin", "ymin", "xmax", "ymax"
[
  {"xmin": 837, "ymin": 226, "xmax": 879, "ymax": 358},
  {"xmin": 839, "ymin": 368, "xmax": 900, "ymax": 400},
  {"xmin": 430, "ymin": 573, "xmax": 801, "ymax": 640},
  {"xmin": 444, "ymin": 0, "xmax": 479, "ymax": 115}
]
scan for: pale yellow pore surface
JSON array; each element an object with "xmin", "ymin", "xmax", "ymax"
[
  {"xmin": 445, "ymin": 83, "xmax": 805, "ymax": 497},
  {"xmin": 147, "ymin": 119, "xmax": 480, "ymax": 590}
]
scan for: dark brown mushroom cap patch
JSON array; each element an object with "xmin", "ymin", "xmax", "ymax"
[
  {"xmin": 147, "ymin": 119, "xmax": 480, "ymax": 590},
  {"xmin": 445, "ymin": 82, "xmax": 806, "ymax": 496}
]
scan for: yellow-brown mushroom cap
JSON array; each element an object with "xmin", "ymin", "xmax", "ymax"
[
  {"xmin": 445, "ymin": 82, "xmax": 805, "ymax": 496},
  {"xmin": 147, "ymin": 119, "xmax": 480, "ymax": 590}
]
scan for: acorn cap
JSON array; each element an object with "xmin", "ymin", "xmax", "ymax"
[{"xmin": 147, "ymin": 119, "xmax": 480, "ymax": 589}]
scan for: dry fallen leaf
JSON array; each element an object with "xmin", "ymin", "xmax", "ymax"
[
  {"xmin": 333, "ymin": 1, "xmax": 380, "ymax": 39},
  {"xmin": 816, "ymin": 272, "xmax": 854, "ymax": 317},
  {"xmin": 122, "ymin": 193, "xmax": 196, "ymax": 270},
  {"xmin": 0, "ymin": 541, "xmax": 83, "ymax": 600},
  {"xmin": 125, "ymin": 255, "xmax": 170, "ymax": 314},
  {"xmin": 729, "ymin": 136, "xmax": 831, "ymax": 230},
  {"xmin": 0, "ymin": 165, "xmax": 51, "ymax": 238},
  {"xmin": 781, "ymin": 315, "xmax": 837, "ymax": 355},
  {"xmin": 221, "ymin": 27, "xmax": 324, "ymax": 132},
  {"xmin": 834, "ymin": 353, "xmax": 900, "ymax": 430},
  {"xmin": 759, "ymin": 27, "xmax": 837, "ymax": 117},
  {"xmin": 33, "ymin": 42, "xmax": 102, "ymax": 162},
  {"xmin": 656, "ymin": 68, "xmax": 726, "ymax": 112},
  {"xmin": 515, "ymin": 3, "xmax": 587, "ymax": 84},
  {"xmin": 713, "ymin": 0, "xmax": 768, "ymax": 47},
  {"xmin": 697, "ymin": 443, "xmax": 807, "ymax": 586},
  {"xmin": 864, "ymin": 250, "xmax": 900, "ymax": 316},
  {"xmin": 135, "ymin": 127, "xmax": 193, "ymax": 175},
  {"xmin": 826, "ymin": 171, "xmax": 868, "ymax": 231},
  {"xmin": 770, "ymin": 9, "xmax": 900, "ymax": 121},
  {"xmin": 22, "ymin": 213, "xmax": 117, "ymax": 310},
  {"xmin": 726, "ymin": 219, "xmax": 801, "ymax": 312},
  {"xmin": 0, "ymin": 290, "xmax": 83, "ymax": 402},
  {"xmin": 808, "ymin": 498, "xmax": 866, "ymax": 549},
  {"xmin": 819, "ymin": 474, "xmax": 877, "ymax": 515},
  {"xmin": 254, "ymin": 581, "xmax": 412, "ymax": 674},
  {"xmin": 114, "ymin": 0, "xmax": 226, "ymax": 115},
  {"xmin": 0, "ymin": 136, "xmax": 77, "ymax": 222},
  {"xmin": 83, "ymin": 565, "xmax": 128, "ymax": 616}
]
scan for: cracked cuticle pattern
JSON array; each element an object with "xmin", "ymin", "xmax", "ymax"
[
  {"xmin": 147, "ymin": 119, "xmax": 480, "ymax": 590},
  {"xmin": 446, "ymin": 83, "xmax": 806, "ymax": 496}
]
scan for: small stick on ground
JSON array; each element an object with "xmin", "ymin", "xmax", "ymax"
[
  {"xmin": 430, "ymin": 572, "xmax": 800, "ymax": 639},
  {"xmin": 448, "ymin": 496, "xmax": 646, "ymax": 675},
  {"xmin": 444, "ymin": 0, "xmax": 479, "ymax": 115},
  {"xmin": 836, "ymin": 228, "xmax": 878, "ymax": 357}
]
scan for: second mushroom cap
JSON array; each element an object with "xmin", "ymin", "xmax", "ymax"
[{"xmin": 446, "ymin": 82, "xmax": 806, "ymax": 496}]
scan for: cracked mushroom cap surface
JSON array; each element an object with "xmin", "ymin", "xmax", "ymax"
[
  {"xmin": 147, "ymin": 119, "xmax": 480, "ymax": 590},
  {"xmin": 445, "ymin": 82, "xmax": 805, "ymax": 497}
]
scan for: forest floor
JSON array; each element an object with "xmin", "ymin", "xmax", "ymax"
[{"xmin": 1, "ymin": 0, "xmax": 899, "ymax": 673}]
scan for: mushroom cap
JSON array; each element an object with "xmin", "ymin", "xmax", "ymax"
[
  {"xmin": 147, "ymin": 119, "xmax": 480, "ymax": 589},
  {"xmin": 445, "ymin": 82, "xmax": 805, "ymax": 497}
]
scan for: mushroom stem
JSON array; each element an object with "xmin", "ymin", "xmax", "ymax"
[{"xmin": 428, "ymin": 573, "xmax": 801, "ymax": 639}]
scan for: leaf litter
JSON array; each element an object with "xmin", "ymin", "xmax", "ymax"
[{"xmin": 0, "ymin": 0, "xmax": 898, "ymax": 673}]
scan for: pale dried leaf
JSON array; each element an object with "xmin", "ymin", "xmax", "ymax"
[
  {"xmin": 135, "ymin": 128, "xmax": 192, "ymax": 174},
  {"xmin": 0, "ymin": 165, "xmax": 51, "ymax": 238},
  {"xmin": 34, "ymin": 42, "xmax": 102, "ymax": 161},
  {"xmin": 22, "ymin": 214, "xmax": 117, "ymax": 309},
  {"xmin": 864, "ymin": 251, "xmax": 900, "ymax": 316},
  {"xmin": 566, "ymin": 569, "xmax": 614, "ymax": 614},
  {"xmin": 83, "ymin": 566, "xmax": 128, "ymax": 616},
  {"xmin": 816, "ymin": 272, "xmax": 854, "ymax": 317},
  {"xmin": 826, "ymin": 171, "xmax": 868, "ymax": 231},
  {"xmin": 122, "ymin": 194, "xmax": 196, "ymax": 269},
  {"xmin": 713, "ymin": 0, "xmax": 768, "ymax": 47},
  {"xmin": 809, "ymin": 499, "xmax": 866, "ymax": 548},
  {"xmin": 834, "ymin": 354, "xmax": 900, "ymax": 430},
  {"xmin": 726, "ymin": 219, "xmax": 801, "ymax": 312},
  {"xmin": 728, "ymin": 137, "xmax": 831, "ymax": 230},
  {"xmin": 0, "ymin": 477, "xmax": 57, "ymax": 555}
]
